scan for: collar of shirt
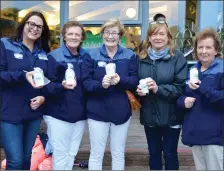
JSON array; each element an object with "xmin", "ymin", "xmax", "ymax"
[
  {"xmin": 196, "ymin": 57, "xmax": 220, "ymax": 75},
  {"xmin": 62, "ymin": 43, "xmax": 85, "ymax": 59},
  {"xmin": 100, "ymin": 44, "xmax": 123, "ymax": 60},
  {"xmin": 11, "ymin": 40, "xmax": 40, "ymax": 56}
]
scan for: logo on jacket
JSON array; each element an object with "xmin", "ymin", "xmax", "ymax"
[
  {"xmin": 14, "ymin": 53, "xmax": 23, "ymax": 59},
  {"xmin": 97, "ymin": 61, "xmax": 107, "ymax": 67},
  {"xmin": 38, "ymin": 54, "xmax": 48, "ymax": 60}
]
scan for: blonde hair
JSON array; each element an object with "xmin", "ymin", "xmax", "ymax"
[
  {"xmin": 193, "ymin": 28, "xmax": 223, "ymax": 60},
  {"xmin": 100, "ymin": 19, "xmax": 125, "ymax": 37},
  {"xmin": 137, "ymin": 23, "xmax": 175, "ymax": 59}
]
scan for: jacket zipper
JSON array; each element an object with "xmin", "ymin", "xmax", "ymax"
[{"xmin": 20, "ymin": 44, "xmax": 38, "ymax": 70}]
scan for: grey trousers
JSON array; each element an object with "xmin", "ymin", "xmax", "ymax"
[{"xmin": 192, "ymin": 145, "xmax": 223, "ymax": 170}]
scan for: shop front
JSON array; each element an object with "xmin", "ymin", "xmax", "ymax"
[{"xmin": 1, "ymin": 0, "xmax": 223, "ymax": 62}]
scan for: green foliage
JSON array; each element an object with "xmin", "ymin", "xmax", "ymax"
[{"xmin": 217, "ymin": 29, "xmax": 224, "ymax": 55}]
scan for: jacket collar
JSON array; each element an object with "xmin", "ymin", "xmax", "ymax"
[
  {"xmin": 100, "ymin": 44, "xmax": 123, "ymax": 58},
  {"xmin": 62, "ymin": 43, "xmax": 85, "ymax": 59},
  {"xmin": 140, "ymin": 52, "xmax": 172, "ymax": 64},
  {"xmin": 10, "ymin": 39, "xmax": 41, "ymax": 54},
  {"xmin": 196, "ymin": 57, "xmax": 220, "ymax": 74},
  {"xmin": 140, "ymin": 56, "xmax": 154, "ymax": 64}
]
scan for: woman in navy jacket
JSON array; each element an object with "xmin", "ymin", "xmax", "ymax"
[
  {"xmin": 42, "ymin": 21, "xmax": 87, "ymax": 170},
  {"xmin": 177, "ymin": 28, "xmax": 224, "ymax": 170},
  {"xmin": 82, "ymin": 19, "xmax": 138, "ymax": 170},
  {"xmin": 0, "ymin": 11, "xmax": 51, "ymax": 170}
]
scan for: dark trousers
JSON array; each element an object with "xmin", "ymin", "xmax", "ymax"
[
  {"xmin": 144, "ymin": 126, "xmax": 181, "ymax": 170},
  {"xmin": 1, "ymin": 119, "xmax": 41, "ymax": 170}
]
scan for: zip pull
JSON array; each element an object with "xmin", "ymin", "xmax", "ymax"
[{"xmin": 108, "ymin": 58, "xmax": 113, "ymax": 64}]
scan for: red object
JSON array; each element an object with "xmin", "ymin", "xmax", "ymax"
[
  {"xmin": 1, "ymin": 135, "xmax": 47, "ymax": 170},
  {"xmin": 30, "ymin": 135, "xmax": 47, "ymax": 170},
  {"xmin": 38, "ymin": 156, "xmax": 52, "ymax": 170},
  {"xmin": 1, "ymin": 159, "xmax": 6, "ymax": 170}
]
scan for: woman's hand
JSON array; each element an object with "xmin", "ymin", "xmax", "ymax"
[
  {"xmin": 30, "ymin": 96, "xmax": 45, "ymax": 110},
  {"xmin": 189, "ymin": 80, "xmax": 201, "ymax": 90},
  {"xmin": 111, "ymin": 73, "xmax": 120, "ymax": 85},
  {"xmin": 26, "ymin": 71, "xmax": 43, "ymax": 89},
  {"xmin": 146, "ymin": 78, "xmax": 158, "ymax": 94},
  {"xmin": 102, "ymin": 75, "xmax": 111, "ymax": 89},
  {"xmin": 136, "ymin": 85, "xmax": 146, "ymax": 96},
  {"xmin": 184, "ymin": 97, "xmax": 196, "ymax": 108},
  {"xmin": 62, "ymin": 80, "xmax": 77, "ymax": 90}
]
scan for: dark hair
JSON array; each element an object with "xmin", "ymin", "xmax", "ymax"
[
  {"xmin": 153, "ymin": 13, "xmax": 166, "ymax": 22},
  {"xmin": 11, "ymin": 11, "xmax": 50, "ymax": 53},
  {"xmin": 61, "ymin": 21, "xmax": 86, "ymax": 48}
]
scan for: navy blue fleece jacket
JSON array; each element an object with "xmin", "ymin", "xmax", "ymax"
[
  {"xmin": 43, "ymin": 43, "xmax": 87, "ymax": 123},
  {"xmin": 177, "ymin": 58, "xmax": 224, "ymax": 146},
  {"xmin": 81, "ymin": 45, "xmax": 138, "ymax": 125}
]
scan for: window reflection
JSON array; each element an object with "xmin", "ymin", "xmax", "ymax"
[
  {"xmin": 217, "ymin": 1, "xmax": 224, "ymax": 55},
  {"xmin": 149, "ymin": 0, "xmax": 197, "ymax": 60},
  {"xmin": 82, "ymin": 27, "xmax": 141, "ymax": 51},
  {"xmin": 1, "ymin": 1, "xmax": 60, "ymax": 50},
  {"xmin": 69, "ymin": 1, "xmax": 139, "ymax": 21}
]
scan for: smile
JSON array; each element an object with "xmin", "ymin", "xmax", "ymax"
[
  {"xmin": 106, "ymin": 40, "xmax": 116, "ymax": 42},
  {"xmin": 69, "ymin": 40, "xmax": 79, "ymax": 43},
  {"xmin": 29, "ymin": 31, "xmax": 38, "ymax": 36}
]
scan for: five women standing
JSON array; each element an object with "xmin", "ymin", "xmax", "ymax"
[{"xmin": 1, "ymin": 10, "xmax": 223, "ymax": 171}]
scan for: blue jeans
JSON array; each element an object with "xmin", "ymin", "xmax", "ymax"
[
  {"xmin": 1, "ymin": 119, "xmax": 41, "ymax": 170},
  {"xmin": 144, "ymin": 126, "xmax": 181, "ymax": 170}
]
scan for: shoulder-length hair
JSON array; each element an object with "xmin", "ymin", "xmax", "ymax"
[
  {"xmin": 193, "ymin": 28, "xmax": 223, "ymax": 60},
  {"xmin": 10, "ymin": 11, "xmax": 50, "ymax": 53},
  {"xmin": 137, "ymin": 23, "xmax": 175, "ymax": 59}
]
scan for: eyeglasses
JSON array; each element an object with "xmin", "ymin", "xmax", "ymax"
[
  {"xmin": 26, "ymin": 21, "xmax": 44, "ymax": 31},
  {"xmin": 103, "ymin": 31, "xmax": 120, "ymax": 38},
  {"xmin": 150, "ymin": 20, "xmax": 168, "ymax": 27}
]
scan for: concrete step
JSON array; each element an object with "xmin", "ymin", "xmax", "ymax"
[
  {"xmin": 73, "ymin": 166, "xmax": 196, "ymax": 170},
  {"xmin": 1, "ymin": 148, "xmax": 195, "ymax": 170},
  {"xmin": 75, "ymin": 148, "xmax": 195, "ymax": 167}
]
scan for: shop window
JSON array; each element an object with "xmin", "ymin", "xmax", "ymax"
[
  {"xmin": 148, "ymin": 1, "xmax": 198, "ymax": 60},
  {"xmin": 82, "ymin": 26, "xmax": 141, "ymax": 51},
  {"xmin": 69, "ymin": 1, "xmax": 139, "ymax": 21},
  {"xmin": 217, "ymin": 2, "xmax": 224, "ymax": 55},
  {"xmin": 1, "ymin": 1, "xmax": 60, "ymax": 50},
  {"xmin": 183, "ymin": 0, "xmax": 197, "ymax": 60}
]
